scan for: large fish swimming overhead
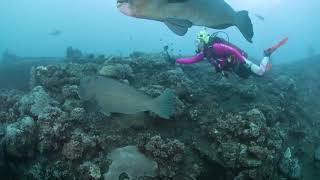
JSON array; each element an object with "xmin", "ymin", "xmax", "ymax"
[{"xmin": 116, "ymin": 0, "xmax": 254, "ymax": 42}]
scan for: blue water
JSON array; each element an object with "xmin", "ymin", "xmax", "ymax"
[
  {"xmin": 1, "ymin": 1, "xmax": 320, "ymax": 179},
  {"xmin": 0, "ymin": 0, "xmax": 319, "ymax": 61}
]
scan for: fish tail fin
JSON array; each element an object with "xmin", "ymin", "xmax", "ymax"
[
  {"xmin": 235, "ymin": 10, "xmax": 254, "ymax": 43},
  {"xmin": 151, "ymin": 89, "xmax": 175, "ymax": 119}
]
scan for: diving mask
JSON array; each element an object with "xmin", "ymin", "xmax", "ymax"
[{"xmin": 196, "ymin": 30, "xmax": 210, "ymax": 52}]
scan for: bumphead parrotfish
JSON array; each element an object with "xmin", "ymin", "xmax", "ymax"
[
  {"xmin": 116, "ymin": 0, "xmax": 254, "ymax": 42},
  {"xmin": 79, "ymin": 76, "xmax": 176, "ymax": 119}
]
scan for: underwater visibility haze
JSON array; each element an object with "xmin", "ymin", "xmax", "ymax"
[
  {"xmin": 1, "ymin": 0, "xmax": 320, "ymax": 180},
  {"xmin": 0, "ymin": 0, "xmax": 319, "ymax": 59}
]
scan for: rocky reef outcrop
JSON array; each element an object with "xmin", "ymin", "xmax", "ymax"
[{"xmin": 0, "ymin": 52, "xmax": 319, "ymax": 180}]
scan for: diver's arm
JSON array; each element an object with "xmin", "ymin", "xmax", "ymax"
[
  {"xmin": 176, "ymin": 53, "xmax": 205, "ymax": 64},
  {"xmin": 212, "ymin": 43, "xmax": 246, "ymax": 63}
]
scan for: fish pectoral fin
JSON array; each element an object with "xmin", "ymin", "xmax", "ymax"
[
  {"xmin": 164, "ymin": 18, "xmax": 192, "ymax": 36},
  {"xmin": 167, "ymin": 0, "xmax": 189, "ymax": 3}
]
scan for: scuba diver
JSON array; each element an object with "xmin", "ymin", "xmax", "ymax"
[{"xmin": 176, "ymin": 30, "xmax": 288, "ymax": 78}]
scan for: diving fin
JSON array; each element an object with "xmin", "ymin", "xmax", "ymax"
[
  {"xmin": 264, "ymin": 37, "xmax": 288, "ymax": 56},
  {"xmin": 164, "ymin": 18, "xmax": 192, "ymax": 36}
]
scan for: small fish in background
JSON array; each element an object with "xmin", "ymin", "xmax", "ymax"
[
  {"xmin": 255, "ymin": 14, "xmax": 265, "ymax": 21},
  {"xmin": 79, "ymin": 76, "xmax": 176, "ymax": 119},
  {"xmin": 48, "ymin": 29, "xmax": 62, "ymax": 36}
]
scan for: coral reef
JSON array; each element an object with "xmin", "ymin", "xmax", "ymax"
[
  {"xmin": 4, "ymin": 116, "xmax": 36, "ymax": 159},
  {"xmin": 0, "ymin": 89, "xmax": 22, "ymax": 123},
  {"xmin": 142, "ymin": 135, "xmax": 185, "ymax": 178},
  {"xmin": 0, "ymin": 52, "xmax": 319, "ymax": 180},
  {"xmin": 279, "ymin": 147, "xmax": 301, "ymax": 179},
  {"xmin": 99, "ymin": 64, "xmax": 133, "ymax": 80}
]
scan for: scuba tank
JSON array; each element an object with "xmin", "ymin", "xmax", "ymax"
[
  {"xmin": 209, "ymin": 31, "xmax": 248, "ymax": 58},
  {"xmin": 208, "ymin": 31, "xmax": 251, "ymax": 78}
]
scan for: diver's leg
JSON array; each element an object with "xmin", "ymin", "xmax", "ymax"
[
  {"xmin": 243, "ymin": 37, "xmax": 288, "ymax": 76},
  {"xmin": 244, "ymin": 57, "xmax": 269, "ymax": 76}
]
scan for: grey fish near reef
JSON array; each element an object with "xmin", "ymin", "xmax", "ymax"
[
  {"xmin": 117, "ymin": 0, "xmax": 254, "ymax": 42},
  {"xmin": 79, "ymin": 76, "xmax": 176, "ymax": 119}
]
